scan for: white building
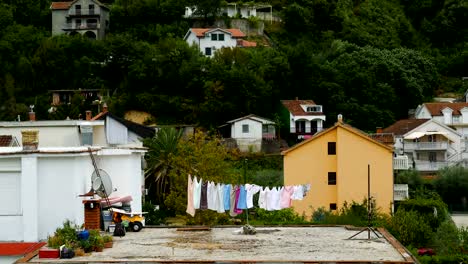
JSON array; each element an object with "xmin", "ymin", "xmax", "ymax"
[
  {"xmin": 0, "ymin": 146, "xmax": 145, "ymax": 242},
  {"xmin": 382, "ymin": 118, "xmax": 467, "ymax": 173},
  {"xmin": 221, "ymin": 114, "xmax": 275, "ymax": 152},
  {"xmin": 281, "ymin": 99, "xmax": 326, "ymax": 140},
  {"xmin": 183, "ymin": 28, "xmax": 256, "ymax": 57},
  {"xmin": 184, "ymin": 4, "xmax": 276, "ymax": 22},
  {"xmin": 50, "ymin": 0, "xmax": 110, "ymax": 40},
  {"xmin": 415, "ymin": 102, "xmax": 468, "ymax": 136}
]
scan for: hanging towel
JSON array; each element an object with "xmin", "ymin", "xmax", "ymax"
[
  {"xmin": 291, "ymin": 185, "xmax": 304, "ymax": 200},
  {"xmin": 186, "ymin": 174, "xmax": 195, "ymax": 217},
  {"xmin": 280, "ymin": 186, "xmax": 294, "ymax": 209},
  {"xmin": 193, "ymin": 176, "xmax": 202, "ymax": 209},
  {"xmin": 236, "ymin": 185, "xmax": 248, "ymax": 209},
  {"xmin": 216, "ymin": 183, "xmax": 225, "ymax": 213},
  {"xmin": 229, "ymin": 185, "xmax": 238, "ymax": 217},
  {"xmin": 234, "ymin": 185, "xmax": 243, "ymax": 214},
  {"xmin": 224, "ymin": 184, "xmax": 231, "ymax": 211},
  {"xmin": 200, "ymin": 181, "xmax": 208, "ymax": 210},
  {"xmin": 207, "ymin": 181, "xmax": 217, "ymax": 211},
  {"xmin": 258, "ymin": 187, "xmax": 269, "ymax": 209}
]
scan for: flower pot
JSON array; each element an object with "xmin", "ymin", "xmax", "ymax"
[
  {"xmin": 95, "ymin": 247, "xmax": 103, "ymax": 252},
  {"xmin": 104, "ymin": 242, "xmax": 113, "ymax": 248}
]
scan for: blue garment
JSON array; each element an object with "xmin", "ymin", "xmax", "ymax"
[
  {"xmin": 224, "ymin": 184, "xmax": 231, "ymax": 210},
  {"xmin": 237, "ymin": 185, "xmax": 248, "ymax": 209}
]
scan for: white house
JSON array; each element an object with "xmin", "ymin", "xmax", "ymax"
[
  {"xmin": 382, "ymin": 118, "xmax": 466, "ymax": 173},
  {"xmin": 183, "ymin": 28, "xmax": 256, "ymax": 57},
  {"xmin": 50, "ymin": 0, "xmax": 110, "ymax": 40},
  {"xmin": 281, "ymin": 99, "xmax": 326, "ymax": 140},
  {"xmin": 0, "ymin": 111, "xmax": 155, "ymax": 148},
  {"xmin": 415, "ymin": 102, "xmax": 468, "ymax": 136},
  {"xmin": 184, "ymin": 3, "xmax": 276, "ymax": 22},
  {"xmin": 220, "ymin": 114, "xmax": 275, "ymax": 152},
  {"xmin": 0, "ymin": 146, "xmax": 145, "ymax": 242}
]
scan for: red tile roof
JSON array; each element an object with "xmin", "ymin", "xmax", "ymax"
[
  {"xmin": 239, "ymin": 39, "xmax": 257, "ymax": 47},
  {"xmin": 191, "ymin": 28, "xmax": 246, "ymax": 38},
  {"xmin": 424, "ymin": 102, "xmax": 468, "ymax": 116},
  {"xmin": 0, "ymin": 135, "xmax": 13, "ymax": 147},
  {"xmin": 50, "ymin": 1, "xmax": 72, "ymax": 10},
  {"xmin": 369, "ymin": 134, "xmax": 395, "ymax": 145},
  {"xmin": 0, "ymin": 242, "xmax": 46, "ymax": 256},
  {"xmin": 382, "ymin": 119, "xmax": 430, "ymax": 136},
  {"xmin": 281, "ymin": 99, "xmax": 323, "ymax": 116}
]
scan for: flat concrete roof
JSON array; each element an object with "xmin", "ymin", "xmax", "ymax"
[{"xmin": 27, "ymin": 226, "xmax": 416, "ymax": 263}]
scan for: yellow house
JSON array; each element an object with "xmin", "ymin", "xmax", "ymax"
[{"xmin": 283, "ymin": 117, "xmax": 394, "ymax": 216}]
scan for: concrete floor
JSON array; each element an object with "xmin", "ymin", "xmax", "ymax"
[{"xmin": 29, "ymin": 226, "xmax": 408, "ymax": 263}]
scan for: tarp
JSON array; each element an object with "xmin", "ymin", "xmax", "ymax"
[{"xmin": 404, "ymin": 131, "xmax": 449, "ymax": 140}]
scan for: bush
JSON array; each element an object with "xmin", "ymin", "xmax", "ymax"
[
  {"xmin": 250, "ymin": 208, "xmax": 309, "ymax": 225},
  {"xmin": 432, "ymin": 220, "xmax": 460, "ymax": 255},
  {"xmin": 47, "ymin": 220, "xmax": 80, "ymax": 249},
  {"xmin": 397, "ymin": 197, "xmax": 448, "ymax": 231},
  {"xmin": 387, "ymin": 209, "xmax": 434, "ymax": 248}
]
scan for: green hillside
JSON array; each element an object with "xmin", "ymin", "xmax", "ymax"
[{"xmin": 0, "ymin": 0, "xmax": 466, "ymax": 131}]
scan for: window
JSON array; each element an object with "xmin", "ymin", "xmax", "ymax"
[
  {"xmin": 328, "ymin": 142, "xmax": 336, "ymax": 155},
  {"xmin": 211, "ymin": 34, "xmax": 218, "ymax": 41},
  {"xmin": 329, "ymin": 203, "xmax": 337, "ymax": 211},
  {"xmin": 75, "ymin": 5, "xmax": 81, "ymax": 14},
  {"xmin": 429, "ymin": 152, "xmax": 437, "ymax": 162},
  {"xmin": 328, "ymin": 172, "xmax": 336, "ymax": 185},
  {"xmin": 306, "ymin": 105, "xmax": 322, "ymax": 112},
  {"xmin": 89, "ymin": 4, "xmax": 95, "ymax": 14},
  {"xmin": 76, "ymin": 19, "xmax": 82, "ymax": 27},
  {"xmin": 218, "ymin": 34, "xmax": 224, "ymax": 41},
  {"xmin": 242, "ymin": 124, "xmax": 249, "ymax": 133},
  {"xmin": 205, "ymin": 47, "xmax": 212, "ymax": 56}
]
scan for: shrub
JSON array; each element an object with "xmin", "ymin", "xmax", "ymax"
[
  {"xmin": 387, "ymin": 209, "xmax": 433, "ymax": 248},
  {"xmin": 47, "ymin": 220, "xmax": 80, "ymax": 249},
  {"xmin": 397, "ymin": 197, "xmax": 448, "ymax": 231},
  {"xmin": 250, "ymin": 208, "xmax": 309, "ymax": 225},
  {"xmin": 432, "ymin": 220, "xmax": 460, "ymax": 255}
]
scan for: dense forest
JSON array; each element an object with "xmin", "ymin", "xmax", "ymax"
[{"xmin": 0, "ymin": 0, "xmax": 466, "ymax": 132}]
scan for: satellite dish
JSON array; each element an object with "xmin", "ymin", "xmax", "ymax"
[{"xmin": 91, "ymin": 169, "xmax": 113, "ymax": 198}]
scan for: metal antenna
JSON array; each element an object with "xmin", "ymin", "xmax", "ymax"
[{"xmin": 347, "ymin": 164, "xmax": 381, "ymax": 240}]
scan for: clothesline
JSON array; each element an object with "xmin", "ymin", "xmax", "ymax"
[{"xmin": 186, "ymin": 174, "xmax": 311, "ymax": 217}]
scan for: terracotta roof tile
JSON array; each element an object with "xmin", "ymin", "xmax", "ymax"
[
  {"xmin": 0, "ymin": 242, "xmax": 46, "ymax": 256},
  {"xmin": 424, "ymin": 102, "xmax": 468, "ymax": 116},
  {"xmin": 239, "ymin": 39, "xmax": 257, "ymax": 47},
  {"xmin": 369, "ymin": 134, "xmax": 395, "ymax": 145},
  {"xmin": 50, "ymin": 2, "xmax": 72, "ymax": 10},
  {"xmin": 191, "ymin": 28, "xmax": 246, "ymax": 38},
  {"xmin": 0, "ymin": 135, "xmax": 13, "ymax": 147},
  {"xmin": 382, "ymin": 119, "xmax": 430, "ymax": 136},
  {"xmin": 281, "ymin": 99, "xmax": 324, "ymax": 116}
]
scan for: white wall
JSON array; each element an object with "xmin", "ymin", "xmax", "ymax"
[
  {"xmin": 186, "ymin": 29, "xmax": 238, "ymax": 57},
  {"xmin": 231, "ymin": 119, "xmax": 262, "ymax": 140},
  {"xmin": 51, "ymin": 10, "xmax": 68, "ymax": 35},
  {"xmin": 0, "ymin": 126, "xmax": 80, "ymax": 147},
  {"xmin": 0, "ymin": 148, "xmax": 145, "ymax": 242}
]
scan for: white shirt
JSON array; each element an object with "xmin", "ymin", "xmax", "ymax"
[
  {"xmin": 192, "ymin": 176, "xmax": 201, "ymax": 209},
  {"xmin": 246, "ymin": 184, "xmax": 261, "ymax": 209}
]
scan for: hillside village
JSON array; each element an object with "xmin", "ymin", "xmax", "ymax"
[{"xmin": 0, "ymin": 0, "xmax": 468, "ymax": 263}]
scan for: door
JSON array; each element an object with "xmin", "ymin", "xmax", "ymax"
[{"xmin": 295, "ymin": 120, "xmax": 306, "ymax": 133}]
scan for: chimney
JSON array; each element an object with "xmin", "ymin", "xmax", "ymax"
[
  {"xmin": 86, "ymin": 110, "xmax": 92, "ymax": 121},
  {"xmin": 102, "ymin": 103, "xmax": 108, "ymax": 113},
  {"xmin": 29, "ymin": 111, "xmax": 36, "ymax": 121},
  {"xmin": 337, "ymin": 114, "xmax": 343, "ymax": 123},
  {"xmin": 376, "ymin": 127, "xmax": 383, "ymax": 133}
]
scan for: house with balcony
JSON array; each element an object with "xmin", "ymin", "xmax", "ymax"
[
  {"xmin": 382, "ymin": 118, "xmax": 464, "ymax": 174},
  {"xmin": 283, "ymin": 115, "xmax": 394, "ymax": 215},
  {"xmin": 219, "ymin": 114, "xmax": 275, "ymax": 152},
  {"xmin": 50, "ymin": 0, "xmax": 110, "ymax": 40},
  {"xmin": 280, "ymin": 98, "xmax": 326, "ymax": 140},
  {"xmin": 415, "ymin": 102, "xmax": 468, "ymax": 136},
  {"xmin": 183, "ymin": 28, "xmax": 256, "ymax": 57}
]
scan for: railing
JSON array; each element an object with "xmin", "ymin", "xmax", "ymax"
[
  {"xmin": 68, "ymin": 8, "xmax": 101, "ymax": 16},
  {"xmin": 414, "ymin": 161, "xmax": 449, "ymax": 171},
  {"xmin": 394, "ymin": 184, "xmax": 409, "ymax": 201},
  {"xmin": 64, "ymin": 23, "xmax": 100, "ymax": 30},
  {"xmin": 393, "ymin": 155, "xmax": 410, "ymax": 170},
  {"xmin": 404, "ymin": 141, "xmax": 448, "ymax": 150},
  {"xmin": 262, "ymin": 133, "xmax": 276, "ymax": 139},
  {"xmin": 290, "ymin": 127, "xmax": 323, "ymax": 134}
]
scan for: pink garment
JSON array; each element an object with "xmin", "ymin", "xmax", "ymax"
[
  {"xmin": 186, "ymin": 175, "xmax": 195, "ymax": 217},
  {"xmin": 234, "ymin": 185, "xmax": 243, "ymax": 214},
  {"xmin": 280, "ymin": 186, "xmax": 294, "ymax": 209}
]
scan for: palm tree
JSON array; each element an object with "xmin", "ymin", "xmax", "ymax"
[{"xmin": 144, "ymin": 127, "xmax": 183, "ymax": 205}]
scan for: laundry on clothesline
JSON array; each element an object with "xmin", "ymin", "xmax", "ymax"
[{"xmin": 186, "ymin": 174, "xmax": 311, "ymax": 217}]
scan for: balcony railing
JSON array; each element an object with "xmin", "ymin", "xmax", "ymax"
[
  {"xmin": 68, "ymin": 8, "xmax": 101, "ymax": 16},
  {"xmin": 414, "ymin": 161, "xmax": 449, "ymax": 171},
  {"xmin": 262, "ymin": 133, "xmax": 276, "ymax": 139},
  {"xmin": 393, "ymin": 155, "xmax": 410, "ymax": 170},
  {"xmin": 404, "ymin": 141, "xmax": 448, "ymax": 151},
  {"xmin": 394, "ymin": 184, "xmax": 409, "ymax": 201},
  {"xmin": 64, "ymin": 23, "xmax": 100, "ymax": 30},
  {"xmin": 290, "ymin": 127, "xmax": 323, "ymax": 134}
]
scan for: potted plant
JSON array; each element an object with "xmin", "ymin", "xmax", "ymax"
[
  {"xmin": 79, "ymin": 239, "xmax": 92, "ymax": 253},
  {"xmin": 103, "ymin": 235, "xmax": 113, "ymax": 248},
  {"xmin": 94, "ymin": 236, "xmax": 104, "ymax": 252}
]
